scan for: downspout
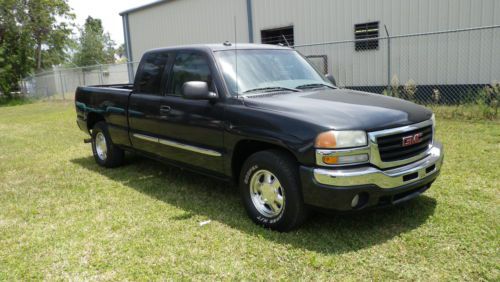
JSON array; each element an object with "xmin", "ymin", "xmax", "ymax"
[
  {"xmin": 122, "ymin": 14, "xmax": 134, "ymax": 83},
  {"xmin": 246, "ymin": 0, "xmax": 254, "ymax": 43},
  {"xmin": 384, "ymin": 24, "xmax": 391, "ymax": 94}
]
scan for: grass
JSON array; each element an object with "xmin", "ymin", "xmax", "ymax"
[
  {"xmin": 0, "ymin": 96, "xmax": 34, "ymax": 107},
  {"xmin": 0, "ymin": 102, "xmax": 498, "ymax": 280},
  {"xmin": 429, "ymin": 104, "xmax": 498, "ymax": 121}
]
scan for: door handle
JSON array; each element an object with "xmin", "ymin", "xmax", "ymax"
[{"xmin": 159, "ymin": 105, "xmax": 171, "ymax": 115}]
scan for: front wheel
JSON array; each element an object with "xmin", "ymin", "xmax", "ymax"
[
  {"xmin": 91, "ymin": 122, "xmax": 124, "ymax": 168},
  {"xmin": 239, "ymin": 150, "xmax": 309, "ymax": 232}
]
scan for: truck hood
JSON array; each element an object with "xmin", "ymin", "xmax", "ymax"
[{"xmin": 242, "ymin": 88, "xmax": 433, "ymax": 131}]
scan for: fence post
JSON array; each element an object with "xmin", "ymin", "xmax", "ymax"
[
  {"xmin": 58, "ymin": 70, "xmax": 65, "ymax": 100},
  {"xmin": 99, "ymin": 64, "xmax": 103, "ymax": 85}
]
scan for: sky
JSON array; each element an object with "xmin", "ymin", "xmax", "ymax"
[{"xmin": 68, "ymin": 0, "xmax": 157, "ymax": 45}]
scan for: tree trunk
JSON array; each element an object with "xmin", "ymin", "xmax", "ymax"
[{"xmin": 35, "ymin": 42, "xmax": 42, "ymax": 71}]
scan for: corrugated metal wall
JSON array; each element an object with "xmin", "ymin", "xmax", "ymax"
[
  {"xmin": 125, "ymin": 0, "xmax": 500, "ymax": 86},
  {"xmin": 127, "ymin": 0, "xmax": 249, "ymax": 61},
  {"xmin": 251, "ymin": 0, "xmax": 500, "ymax": 44},
  {"xmin": 251, "ymin": 0, "xmax": 500, "ymax": 86}
]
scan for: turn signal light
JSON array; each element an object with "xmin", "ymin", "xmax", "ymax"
[
  {"xmin": 322, "ymin": 155, "xmax": 339, "ymax": 165},
  {"xmin": 315, "ymin": 131, "xmax": 336, "ymax": 148}
]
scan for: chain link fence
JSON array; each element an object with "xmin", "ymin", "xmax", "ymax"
[
  {"xmin": 20, "ymin": 26, "xmax": 499, "ymax": 109},
  {"xmin": 20, "ymin": 61, "xmax": 139, "ymax": 100},
  {"xmin": 297, "ymin": 25, "xmax": 500, "ymax": 106}
]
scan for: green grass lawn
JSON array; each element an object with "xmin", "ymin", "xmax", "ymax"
[{"xmin": 0, "ymin": 102, "xmax": 498, "ymax": 280}]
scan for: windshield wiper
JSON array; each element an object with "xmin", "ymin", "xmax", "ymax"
[
  {"xmin": 295, "ymin": 83, "xmax": 335, "ymax": 90},
  {"xmin": 243, "ymin": 86, "xmax": 300, "ymax": 94}
]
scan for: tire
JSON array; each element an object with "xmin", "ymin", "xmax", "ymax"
[
  {"xmin": 239, "ymin": 149, "xmax": 309, "ymax": 231},
  {"xmin": 91, "ymin": 121, "xmax": 124, "ymax": 168}
]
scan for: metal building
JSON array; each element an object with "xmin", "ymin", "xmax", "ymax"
[{"xmin": 120, "ymin": 0, "xmax": 500, "ymax": 98}]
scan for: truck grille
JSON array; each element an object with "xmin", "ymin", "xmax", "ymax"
[{"xmin": 377, "ymin": 125, "xmax": 433, "ymax": 162}]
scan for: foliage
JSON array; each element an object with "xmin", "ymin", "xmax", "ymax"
[
  {"xmin": 0, "ymin": 0, "xmax": 74, "ymax": 94},
  {"xmin": 432, "ymin": 88, "xmax": 441, "ymax": 103},
  {"xmin": 403, "ymin": 79, "xmax": 417, "ymax": 101},
  {"xmin": 72, "ymin": 17, "xmax": 116, "ymax": 67},
  {"xmin": 478, "ymin": 81, "xmax": 499, "ymax": 119},
  {"xmin": 0, "ymin": 102, "xmax": 498, "ymax": 280},
  {"xmin": 115, "ymin": 43, "xmax": 128, "ymax": 63},
  {"xmin": 390, "ymin": 74, "xmax": 400, "ymax": 97}
]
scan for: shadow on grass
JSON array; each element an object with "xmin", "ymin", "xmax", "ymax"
[{"xmin": 71, "ymin": 155, "xmax": 436, "ymax": 255}]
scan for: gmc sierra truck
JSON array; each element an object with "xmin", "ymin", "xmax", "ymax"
[{"xmin": 75, "ymin": 43, "xmax": 444, "ymax": 231}]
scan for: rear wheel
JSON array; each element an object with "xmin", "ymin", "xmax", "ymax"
[
  {"xmin": 239, "ymin": 150, "xmax": 308, "ymax": 231},
  {"xmin": 91, "ymin": 122, "xmax": 124, "ymax": 167}
]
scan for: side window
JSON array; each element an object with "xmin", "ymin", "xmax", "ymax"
[
  {"xmin": 136, "ymin": 52, "xmax": 169, "ymax": 95},
  {"xmin": 169, "ymin": 52, "xmax": 212, "ymax": 95}
]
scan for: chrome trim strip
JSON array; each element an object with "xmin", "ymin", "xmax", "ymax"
[
  {"xmin": 132, "ymin": 133, "xmax": 222, "ymax": 157},
  {"xmin": 367, "ymin": 119, "xmax": 434, "ymax": 169},
  {"xmin": 158, "ymin": 138, "xmax": 222, "ymax": 157},
  {"xmin": 314, "ymin": 142, "xmax": 443, "ymax": 189},
  {"xmin": 133, "ymin": 133, "xmax": 159, "ymax": 143}
]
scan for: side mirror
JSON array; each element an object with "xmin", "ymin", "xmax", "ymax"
[
  {"xmin": 325, "ymin": 74, "xmax": 337, "ymax": 86},
  {"xmin": 181, "ymin": 81, "xmax": 218, "ymax": 100}
]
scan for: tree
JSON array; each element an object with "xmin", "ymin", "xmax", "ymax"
[
  {"xmin": 72, "ymin": 16, "xmax": 116, "ymax": 67},
  {"xmin": 115, "ymin": 43, "xmax": 127, "ymax": 63},
  {"xmin": 0, "ymin": 0, "xmax": 74, "ymax": 94}
]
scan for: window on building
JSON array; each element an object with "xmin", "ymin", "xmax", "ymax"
[
  {"xmin": 136, "ymin": 52, "xmax": 169, "ymax": 95},
  {"xmin": 169, "ymin": 52, "xmax": 212, "ymax": 95},
  {"xmin": 261, "ymin": 26, "xmax": 294, "ymax": 46},
  {"xmin": 354, "ymin": 21, "xmax": 379, "ymax": 51}
]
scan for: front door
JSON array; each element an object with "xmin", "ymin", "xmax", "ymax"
[{"xmin": 155, "ymin": 51, "xmax": 225, "ymax": 174}]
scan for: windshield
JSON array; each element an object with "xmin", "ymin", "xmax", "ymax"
[{"xmin": 214, "ymin": 49, "xmax": 333, "ymax": 96}]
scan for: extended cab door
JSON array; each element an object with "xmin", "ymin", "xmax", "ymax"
[
  {"xmin": 128, "ymin": 50, "xmax": 225, "ymax": 175},
  {"xmin": 128, "ymin": 51, "xmax": 171, "ymax": 154}
]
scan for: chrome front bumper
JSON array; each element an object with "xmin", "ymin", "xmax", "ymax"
[{"xmin": 313, "ymin": 141, "xmax": 444, "ymax": 189}]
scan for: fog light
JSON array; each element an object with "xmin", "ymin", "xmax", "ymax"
[
  {"xmin": 351, "ymin": 194, "xmax": 360, "ymax": 208},
  {"xmin": 337, "ymin": 154, "xmax": 369, "ymax": 164}
]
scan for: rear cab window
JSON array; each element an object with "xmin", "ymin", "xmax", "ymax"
[{"xmin": 135, "ymin": 52, "xmax": 170, "ymax": 95}]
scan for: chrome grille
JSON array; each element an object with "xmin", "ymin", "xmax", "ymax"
[{"xmin": 377, "ymin": 125, "xmax": 433, "ymax": 162}]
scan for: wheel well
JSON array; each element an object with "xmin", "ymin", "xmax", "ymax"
[
  {"xmin": 86, "ymin": 112, "xmax": 105, "ymax": 132},
  {"xmin": 231, "ymin": 140, "xmax": 297, "ymax": 183}
]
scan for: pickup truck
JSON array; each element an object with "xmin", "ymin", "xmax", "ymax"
[{"xmin": 75, "ymin": 43, "xmax": 444, "ymax": 231}]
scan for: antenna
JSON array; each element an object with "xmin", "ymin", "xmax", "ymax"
[{"xmin": 233, "ymin": 16, "xmax": 239, "ymax": 98}]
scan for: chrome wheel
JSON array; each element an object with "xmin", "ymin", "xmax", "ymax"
[
  {"xmin": 95, "ymin": 132, "xmax": 107, "ymax": 161},
  {"xmin": 249, "ymin": 169, "xmax": 285, "ymax": 217}
]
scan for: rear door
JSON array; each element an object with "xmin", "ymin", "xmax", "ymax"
[{"xmin": 128, "ymin": 51, "xmax": 172, "ymax": 154}]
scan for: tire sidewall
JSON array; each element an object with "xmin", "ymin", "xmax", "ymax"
[
  {"xmin": 239, "ymin": 151, "xmax": 303, "ymax": 230},
  {"xmin": 91, "ymin": 122, "xmax": 110, "ymax": 166}
]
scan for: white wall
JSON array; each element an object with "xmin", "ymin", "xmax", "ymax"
[
  {"xmin": 252, "ymin": 0, "xmax": 500, "ymax": 86},
  {"xmin": 127, "ymin": 0, "xmax": 249, "ymax": 61},
  {"xmin": 125, "ymin": 0, "xmax": 500, "ymax": 86}
]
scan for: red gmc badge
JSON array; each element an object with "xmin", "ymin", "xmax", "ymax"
[{"xmin": 402, "ymin": 132, "xmax": 423, "ymax": 147}]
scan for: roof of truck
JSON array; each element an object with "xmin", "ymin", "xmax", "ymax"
[{"xmin": 146, "ymin": 43, "xmax": 292, "ymax": 54}]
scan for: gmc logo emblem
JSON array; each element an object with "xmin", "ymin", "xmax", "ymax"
[{"xmin": 402, "ymin": 132, "xmax": 423, "ymax": 147}]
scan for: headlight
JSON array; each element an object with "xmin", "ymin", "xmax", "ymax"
[{"xmin": 315, "ymin": 130, "xmax": 367, "ymax": 149}]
